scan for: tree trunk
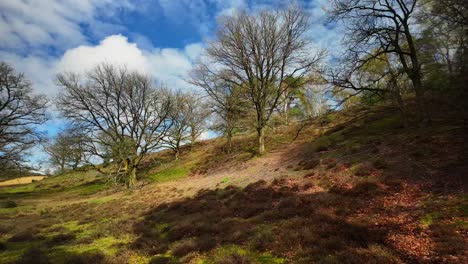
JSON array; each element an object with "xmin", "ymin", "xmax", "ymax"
[
  {"xmin": 225, "ymin": 129, "xmax": 233, "ymax": 154},
  {"xmin": 404, "ymin": 23, "xmax": 431, "ymax": 125},
  {"xmin": 127, "ymin": 165, "xmax": 137, "ymax": 188},
  {"xmin": 394, "ymin": 91, "xmax": 408, "ymax": 128},
  {"xmin": 257, "ymin": 126, "xmax": 265, "ymax": 155},
  {"xmin": 413, "ymin": 80, "xmax": 431, "ymax": 125},
  {"xmin": 174, "ymin": 149, "xmax": 180, "ymax": 161},
  {"xmin": 283, "ymin": 99, "xmax": 289, "ymax": 125},
  {"xmin": 59, "ymin": 158, "xmax": 66, "ymax": 174},
  {"xmin": 190, "ymin": 133, "xmax": 196, "ymax": 149}
]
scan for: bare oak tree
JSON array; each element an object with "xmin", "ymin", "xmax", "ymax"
[
  {"xmin": 45, "ymin": 127, "xmax": 87, "ymax": 174},
  {"xmin": 199, "ymin": 5, "xmax": 323, "ymax": 154},
  {"xmin": 0, "ymin": 62, "xmax": 48, "ymax": 167},
  {"xmin": 165, "ymin": 90, "xmax": 209, "ymax": 160},
  {"xmin": 56, "ymin": 64, "xmax": 172, "ymax": 187}
]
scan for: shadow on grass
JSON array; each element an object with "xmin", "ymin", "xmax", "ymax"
[{"xmin": 131, "ymin": 180, "xmax": 401, "ymax": 263}]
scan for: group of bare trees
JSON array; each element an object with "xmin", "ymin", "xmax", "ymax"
[
  {"xmin": 2, "ymin": 1, "xmax": 466, "ymax": 186},
  {"xmin": 55, "ymin": 65, "xmax": 207, "ymax": 187}
]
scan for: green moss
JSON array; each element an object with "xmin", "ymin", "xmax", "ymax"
[
  {"xmin": 66, "ymin": 182, "xmax": 107, "ymax": 196},
  {"xmin": 52, "ymin": 235, "xmax": 131, "ymax": 258},
  {"xmin": 309, "ymin": 131, "xmax": 345, "ymax": 152},
  {"xmin": 149, "ymin": 165, "xmax": 191, "ymax": 183},
  {"xmin": 0, "ymin": 241, "xmax": 43, "ymax": 263},
  {"xmin": 421, "ymin": 212, "xmax": 442, "ymax": 227},
  {"xmin": 364, "ymin": 116, "xmax": 400, "ymax": 135},
  {"xmin": 220, "ymin": 177, "xmax": 230, "ymax": 184},
  {"xmin": 200, "ymin": 245, "xmax": 285, "ymax": 264}
]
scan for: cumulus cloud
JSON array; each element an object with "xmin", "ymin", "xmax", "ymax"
[
  {"xmin": 57, "ymin": 35, "xmax": 203, "ymax": 91},
  {"xmin": 57, "ymin": 35, "xmax": 149, "ymax": 74}
]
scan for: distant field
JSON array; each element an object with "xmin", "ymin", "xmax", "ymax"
[{"xmin": 0, "ymin": 176, "xmax": 47, "ymax": 187}]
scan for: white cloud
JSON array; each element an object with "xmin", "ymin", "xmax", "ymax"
[
  {"xmin": 56, "ymin": 34, "xmax": 202, "ymax": 91},
  {"xmin": 1, "ymin": 34, "xmax": 204, "ymax": 97},
  {"xmin": 0, "ymin": 0, "xmax": 132, "ymax": 52},
  {"xmin": 56, "ymin": 35, "xmax": 149, "ymax": 74},
  {"xmin": 0, "ymin": 51, "xmax": 56, "ymax": 95}
]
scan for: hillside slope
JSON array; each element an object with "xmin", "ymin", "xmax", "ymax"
[{"xmin": 0, "ymin": 105, "xmax": 467, "ymax": 264}]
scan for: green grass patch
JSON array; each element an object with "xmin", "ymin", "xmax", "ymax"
[
  {"xmin": 200, "ymin": 245, "xmax": 285, "ymax": 264},
  {"xmin": 421, "ymin": 212, "xmax": 442, "ymax": 227},
  {"xmin": 149, "ymin": 164, "xmax": 191, "ymax": 183},
  {"xmin": 0, "ymin": 241, "xmax": 43, "ymax": 263},
  {"xmin": 68, "ymin": 182, "xmax": 107, "ymax": 196}
]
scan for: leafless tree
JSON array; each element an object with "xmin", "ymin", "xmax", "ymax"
[
  {"xmin": 0, "ymin": 62, "xmax": 48, "ymax": 167},
  {"xmin": 190, "ymin": 69, "xmax": 247, "ymax": 153},
  {"xmin": 164, "ymin": 90, "xmax": 208, "ymax": 160},
  {"xmin": 45, "ymin": 127, "xmax": 87, "ymax": 174},
  {"xmin": 56, "ymin": 64, "xmax": 172, "ymax": 187},
  {"xmin": 329, "ymin": 0, "xmax": 430, "ymax": 122},
  {"xmin": 198, "ymin": 5, "xmax": 323, "ymax": 154}
]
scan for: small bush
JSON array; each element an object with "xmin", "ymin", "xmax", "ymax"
[
  {"xmin": 372, "ymin": 158, "xmax": 387, "ymax": 169},
  {"xmin": 149, "ymin": 255, "xmax": 176, "ymax": 264},
  {"xmin": 298, "ymin": 159, "xmax": 320, "ymax": 170},
  {"xmin": 249, "ymin": 226, "xmax": 274, "ymax": 251},
  {"xmin": 8, "ymin": 230, "xmax": 39, "ymax": 242},
  {"xmin": 348, "ymin": 181, "xmax": 380, "ymax": 197},
  {"xmin": 0, "ymin": 241, "xmax": 6, "ymax": 251},
  {"xmin": 213, "ymin": 253, "xmax": 250, "ymax": 264},
  {"xmin": 65, "ymin": 251, "xmax": 106, "ymax": 264},
  {"xmin": 17, "ymin": 247, "xmax": 51, "ymax": 264},
  {"xmin": 170, "ymin": 238, "xmax": 198, "ymax": 257},
  {"xmin": 47, "ymin": 233, "xmax": 76, "ymax": 245},
  {"xmin": 352, "ymin": 163, "xmax": 373, "ymax": 177},
  {"xmin": 0, "ymin": 200, "xmax": 17, "ymax": 208},
  {"xmin": 323, "ymin": 158, "xmax": 337, "ymax": 169}
]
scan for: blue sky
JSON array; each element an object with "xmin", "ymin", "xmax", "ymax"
[{"xmin": 0, "ymin": 0, "xmax": 341, "ymax": 168}]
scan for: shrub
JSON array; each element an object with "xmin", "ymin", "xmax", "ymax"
[
  {"xmin": 0, "ymin": 241, "xmax": 6, "ymax": 251},
  {"xmin": 17, "ymin": 247, "xmax": 51, "ymax": 264},
  {"xmin": 352, "ymin": 163, "xmax": 373, "ymax": 177},
  {"xmin": 348, "ymin": 181, "xmax": 380, "ymax": 197},
  {"xmin": 149, "ymin": 255, "xmax": 176, "ymax": 264},
  {"xmin": 47, "ymin": 233, "xmax": 76, "ymax": 245},
  {"xmin": 372, "ymin": 158, "xmax": 387, "ymax": 169},
  {"xmin": 249, "ymin": 226, "xmax": 274, "ymax": 251},
  {"xmin": 298, "ymin": 159, "xmax": 320, "ymax": 170},
  {"xmin": 213, "ymin": 252, "xmax": 250, "ymax": 264},
  {"xmin": 170, "ymin": 238, "xmax": 198, "ymax": 257},
  {"xmin": 0, "ymin": 200, "xmax": 17, "ymax": 208},
  {"xmin": 65, "ymin": 251, "xmax": 106, "ymax": 264},
  {"xmin": 8, "ymin": 230, "xmax": 39, "ymax": 242}
]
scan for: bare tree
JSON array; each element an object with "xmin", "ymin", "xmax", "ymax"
[
  {"xmin": 45, "ymin": 127, "xmax": 87, "ymax": 174},
  {"xmin": 56, "ymin": 64, "xmax": 172, "ymax": 187},
  {"xmin": 0, "ymin": 62, "xmax": 48, "ymax": 167},
  {"xmin": 190, "ymin": 69, "xmax": 247, "ymax": 153},
  {"xmin": 329, "ymin": 0, "xmax": 430, "ymax": 122},
  {"xmin": 199, "ymin": 5, "xmax": 323, "ymax": 154}
]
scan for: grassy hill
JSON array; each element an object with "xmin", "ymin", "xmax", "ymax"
[{"xmin": 0, "ymin": 104, "xmax": 466, "ymax": 264}]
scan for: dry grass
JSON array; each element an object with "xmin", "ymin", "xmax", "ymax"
[
  {"xmin": 0, "ymin": 176, "xmax": 47, "ymax": 187},
  {"xmin": 0, "ymin": 103, "xmax": 466, "ymax": 263}
]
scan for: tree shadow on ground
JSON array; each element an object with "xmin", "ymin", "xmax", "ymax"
[{"xmin": 131, "ymin": 179, "xmax": 406, "ymax": 263}]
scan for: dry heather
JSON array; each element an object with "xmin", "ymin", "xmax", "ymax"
[{"xmin": 0, "ymin": 105, "xmax": 466, "ymax": 264}]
